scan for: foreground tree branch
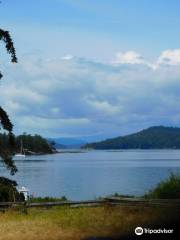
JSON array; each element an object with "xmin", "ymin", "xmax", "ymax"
[{"xmin": 0, "ymin": 28, "xmax": 18, "ymax": 175}]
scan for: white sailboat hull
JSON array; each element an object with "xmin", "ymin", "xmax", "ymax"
[
  {"xmin": 15, "ymin": 154, "xmax": 25, "ymax": 158},
  {"xmin": 15, "ymin": 139, "xmax": 26, "ymax": 158}
]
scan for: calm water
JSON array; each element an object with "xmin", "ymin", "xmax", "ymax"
[{"xmin": 1, "ymin": 150, "xmax": 180, "ymax": 200}]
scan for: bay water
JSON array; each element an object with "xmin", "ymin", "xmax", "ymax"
[{"xmin": 1, "ymin": 150, "xmax": 180, "ymax": 200}]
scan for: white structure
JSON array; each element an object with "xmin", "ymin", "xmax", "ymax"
[
  {"xmin": 18, "ymin": 186, "xmax": 29, "ymax": 201},
  {"xmin": 15, "ymin": 140, "xmax": 26, "ymax": 158}
]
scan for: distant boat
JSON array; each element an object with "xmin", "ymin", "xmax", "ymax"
[{"xmin": 15, "ymin": 140, "xmax": 25, "ymax": 158}]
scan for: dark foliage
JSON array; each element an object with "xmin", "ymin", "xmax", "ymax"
[
  {"xmin": 0, "ymin": 29, "xmax": 17, "ymax": 64},
  {"xmin": 0, "ymin": 28, "xmax": 17, "ymax": 174},
  {"xmin": 16, "ymin": 133, "xmax": 54, "ymax": 154},
  {"xmin": 84, "ymin": 126, "xmax": 180, "ymax": 149},
  {"xmin": 0, "ymin": 133, "xmax": 54, "ymax": 155},
  {"xmin": 0, "ymin": 177, "xmax": 24, "ymax": 202}
]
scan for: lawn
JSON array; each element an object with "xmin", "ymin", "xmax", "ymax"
[{"xmin": 0, "ymin": 204, "xmax": 179, "ymax": 240}]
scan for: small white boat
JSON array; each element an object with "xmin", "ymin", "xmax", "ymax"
[
  {"xmin": 15, "ymin": 153, "xmax": 25, "ymax": 158},
  {"xmin": 15, "ymin": 140, "xmax": 25, "ymax": 158}
]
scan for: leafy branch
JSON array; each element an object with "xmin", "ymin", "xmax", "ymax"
[{"xmin": 0, "ymin": 28, "xmax": 18, "ymax": 175}]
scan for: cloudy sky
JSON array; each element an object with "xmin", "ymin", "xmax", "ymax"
[{"xmin": 1, "ymin": 0, "xmax": 180, "ymax": 141}]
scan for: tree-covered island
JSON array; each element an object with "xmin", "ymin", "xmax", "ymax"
[{"xmin": 0, "ymin": 133, "xmax": 56, "ymax": 155}]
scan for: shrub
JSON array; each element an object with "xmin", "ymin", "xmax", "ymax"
[
  {"xmin": 144, "ymin": 173, "xmax": 180, "ymax": 199},
  {"xmin": 29, "ymin": 196, "xmax": 67, "ymax": 203},
  {"xmin": 0, "ymin": 177, "xmax": 24, "ymax": 202}
]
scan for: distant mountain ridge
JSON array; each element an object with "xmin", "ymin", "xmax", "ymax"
[{"xmin": 83, "ymin": 126, "xmax": 180, "ymax": 149}]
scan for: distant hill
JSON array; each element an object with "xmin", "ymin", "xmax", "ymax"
[
  {"xmin": 48, "ymin": 138, "xmax": 86, "ymax": 149},
  {"xmin": 83, "ymin": 126, "xmax": 180, "ymax": 149},
  {"xmin": 47, "ymin": 140, "xmax": 66, "ymax": 149}
]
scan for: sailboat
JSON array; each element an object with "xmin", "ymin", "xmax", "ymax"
[{"xmin": 15, "ymin": 140, "xmax": 26, "ymax": 158}]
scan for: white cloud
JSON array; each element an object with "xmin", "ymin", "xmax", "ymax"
[
  {"xmin": 3, "ymin": 85, "xmax": 45, "ymax": 103},
  {"xmin": 111, "ymin": 51, "xmax": 156, "ymax": 69},
  {"xmin": 1, "ymin": 50, "xmax": 180, "ymax": 139},
  {"xmin": 86, "ymin": 98, "xmax": 120, "ymax": 116},
  {"xmin": 157, "ymin": 49, "xmax": 180, "ymax": 65},
  {"xmin": 111, "ymin": 51, "xmax": 144, "ymax": 65},
  {"xmin": 61, "ymin": 54, "xmax": 74, "ymax": 60}
]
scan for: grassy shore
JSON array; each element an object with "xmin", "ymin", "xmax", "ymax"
[{"xmin": 0, "ymin": 204, "xmax": 179, "ymax": 240}]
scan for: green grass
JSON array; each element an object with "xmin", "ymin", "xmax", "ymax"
[{"xmin": 29, "ymin": 196, "xmax": 67, "ymax": 203}]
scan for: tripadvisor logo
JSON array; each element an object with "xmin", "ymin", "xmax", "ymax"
[
  {"xmin": 135, "ymin": 227, "xmax": 143, "ymax": 235},
  {"xmin": 135, "ymin": 226, "xmax": 174, "ymax": 235}
]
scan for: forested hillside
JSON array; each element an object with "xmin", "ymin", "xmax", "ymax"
[{"xmin": 83, "ymin": 126, "xmax": 180, "ymax": 149}]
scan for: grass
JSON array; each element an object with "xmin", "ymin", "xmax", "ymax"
[{"xmin": 0, "ymin": 204, "xmax": 179, "ymax": 240}]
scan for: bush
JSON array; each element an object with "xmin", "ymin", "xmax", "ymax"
[
  {"xmin": 144, "ymin": 173, "xmax": 180, "ymax": 199},
  {"xmin": 29, "ymin": 196, "xmax": 67, "ymax": 203},
  {"xmin": 0, "ymin": 177, "xmax": 24, "ymax": 202}
]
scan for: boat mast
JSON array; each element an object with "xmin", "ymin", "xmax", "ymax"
[{"xmin": 20, "ymin": 139, "xmax": 24, "ymax": 154}]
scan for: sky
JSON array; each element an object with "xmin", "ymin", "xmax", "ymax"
[{"xmin": 1, "ymin": 0, "xmax": 180, "ymax": 141}]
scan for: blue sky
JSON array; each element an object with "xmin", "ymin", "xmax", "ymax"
[
  {"xmin": 2, "ymin": 0, "xmax": 180, "ymax": 60},
  {"xmin": 1, "ymin": 0, "xmax": 180, "ymax": 140}
]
